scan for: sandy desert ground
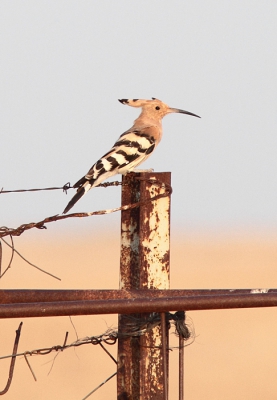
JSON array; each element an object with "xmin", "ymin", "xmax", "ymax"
[{"xmin": 0, "ymin": 227, "xmax": 276, "ymax": 399}]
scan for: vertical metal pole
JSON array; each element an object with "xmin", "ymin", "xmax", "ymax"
[
  {"xmin": 178, "ymin": 311, "xmax": 185, "ymax": 400},
  {"xmin": 179, "ymin": 335, "xmax": 184, "ymax": 400},
  {"xmin": 117, "ymin": 175, "xmax": 141, "ymax": 400},
  {"xmin": 117, "ymin": 172, "xmax": 171, "ymax": 400},
  {"xmin": 161, "ymin": 312, "xmax": 169, "ymax": 400}
]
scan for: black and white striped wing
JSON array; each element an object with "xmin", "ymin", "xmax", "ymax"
[
  {"xmin": 75, "ymin": 127, "xmax": 156, "ymax": 188},
  {"xmin": 63, "ymin": 126, "xmax": 157, "ymax": 214}
]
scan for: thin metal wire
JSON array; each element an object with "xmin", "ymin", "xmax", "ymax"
[
  {"xmin": 0, "ymin": 180, "xmax": 122, "ymax": 194},
  {"xmin": 0, "ymin": 183, "xmax": 71, "ymax": 194},
  {"xmin": 0, "ymin": 236, "xmax": 15, "ymax": 279},
  {"xmin": 62, "ymin": 332, "xmax": 69, "ymax": 350},
  {"xmin": 0, "ymin": 177, "xmax": 172, "ymax": 239},
  {"xmin": 81, "ymin": 372, "xmax": 117, "ymax": 400},
  {"xmin": 23, "ymin": 353, "xmax": 37, "ymax": 382},
  {"xmin": 99, "ymin": 342, "xmax": 117, "ymax": 365},
  {"xmin": 0, "ymin": 313, "xmax": 188, "ymax": 362},
  {"xmin": 0, "ymin": 237, "xmax": 61, "ymax": 281}
]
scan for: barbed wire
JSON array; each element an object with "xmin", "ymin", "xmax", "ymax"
[
  {"xmin": 0, "ymin": 312, "xmax": 191, "ymax": 396},
  {"xmin": 0, "ymin": 312, "xmax": 192, "ymax": 364},
  {"xmin": 0, "ymin": 176, "xmax": 172, "ymax": 239},
  {"xmin": 0, "ymin": 181, "xmax": 122, "ymax": 195}
]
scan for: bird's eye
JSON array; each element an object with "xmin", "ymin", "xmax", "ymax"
[{"xmin": 155, "ymin": 106, "xmax": 160, "ymax": 110}]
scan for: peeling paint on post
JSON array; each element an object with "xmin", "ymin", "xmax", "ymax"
[
  {"xmin": 117, "ymin": 172, "xmax": 171, "ymax": 400},
  {"xmin": 139, "ymin": 173, "xmax": 170, "ymax": 289}
]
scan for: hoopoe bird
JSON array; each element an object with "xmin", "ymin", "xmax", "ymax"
[{"xmin": 63, "ymin": 98, "xmax": 200, "ymax": 214}]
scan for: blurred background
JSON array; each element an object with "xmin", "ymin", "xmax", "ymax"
[{"xmin": 0, "ymin": 1, "xmax": 276, "ymax": 399}]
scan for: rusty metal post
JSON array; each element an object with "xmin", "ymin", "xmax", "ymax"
[
  {"xmin": 117, "ymin": 174, "xmax": 141, "ymax": 400},
  {"xmin": 117, "ymin": 172, "xmax": 171, "ymax": 400}
]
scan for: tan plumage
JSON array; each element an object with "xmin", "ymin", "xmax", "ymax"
[{"xmin": 63, "ymin": 98, "xmax": 200, "ymax": 214}]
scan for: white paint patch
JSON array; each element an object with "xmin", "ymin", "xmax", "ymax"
[
  {"xmin": 141, "ymin": 184, "xmax": 170, "ymax": 289},
  {"xmin": 250, "ymin": 288, "xmax": 269, "ymax": 294}
]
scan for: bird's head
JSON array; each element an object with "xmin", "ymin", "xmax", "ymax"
[{"xmin": 118, "ymin": 97, "xmax": 200, "ymax": 120}]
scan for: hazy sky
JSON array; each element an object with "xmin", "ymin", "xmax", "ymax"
[{"xmin": 1, "ymin": 1, "xmax": 276, "ymax": 234}]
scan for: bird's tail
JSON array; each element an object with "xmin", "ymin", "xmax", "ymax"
[{"xmin": 63, "ymin": 181, "xmax": 90, "ymax": 214}]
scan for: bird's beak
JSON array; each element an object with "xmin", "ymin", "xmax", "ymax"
[{"xmin": 169, "ymin": 108, "xmax": 201, "ymax": 118}]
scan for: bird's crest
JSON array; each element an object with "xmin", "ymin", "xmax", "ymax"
[{"xmin": 118, "ymin": 98, "xmax": 162, "ymax": 107}]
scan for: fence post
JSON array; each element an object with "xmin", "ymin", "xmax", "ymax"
[{"xmin": 117, "ymin": 172, "xmax": 171, "ymax": 400}]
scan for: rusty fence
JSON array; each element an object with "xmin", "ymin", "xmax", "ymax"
[{"xmin": 1, "ymin": 172, "xmax": 277, "ymax": 399}]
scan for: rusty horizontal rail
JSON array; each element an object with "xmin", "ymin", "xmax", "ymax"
[
  {"xmin": 0, "ymin": 292, "xmax": 277, "ymax": 319},
  {"xmin": 1, "ymin": 288, "xmax": 275, "ymax": 304}
]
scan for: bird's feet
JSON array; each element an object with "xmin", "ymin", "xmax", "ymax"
[{"xmin": 131, "ymin": 168, "xmax": 154, "ymax": 173}]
